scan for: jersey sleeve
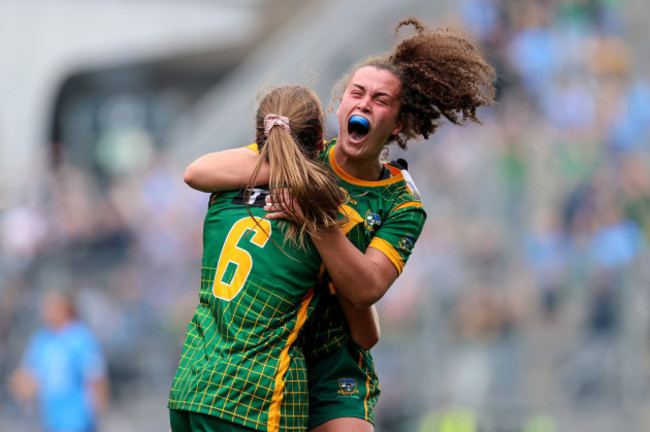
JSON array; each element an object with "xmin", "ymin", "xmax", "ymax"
[
  {"xmin": 317, "ymin": 139, "xmax": 335, "ymax": 165},
  {"xmin": 77, "ymin": 327, "xmax": 108, "ymax": 381},
  {"xmin": 368, "ymin": 201, "xmax": 426, "ymax": 274},
  {"xmin": 245, "ymin": 143, "xmax": 259, "ymax": 153},
  {"xmin": 21, "ymin": 333, "xmax": 41, "ymax": 373}
]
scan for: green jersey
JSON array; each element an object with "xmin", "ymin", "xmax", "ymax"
[
  {"xmin": 302, "ymin": 139, "xmax": 427, "ymax": 358},
  {"xmin": 169, "ymin": 181, "xmax": 323, "ymax": 431}
]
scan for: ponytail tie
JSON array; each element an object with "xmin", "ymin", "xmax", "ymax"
[{"xmin": 264, "ymin": 114, "xmax": 291, "ymax": 136}]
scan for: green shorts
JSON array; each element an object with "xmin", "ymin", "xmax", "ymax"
[
  {"xmin": 169, "ymin": 409, "xmax": 257, "ymax": 432},
  {"xmin": 307, "ymin": 341, "xmax": 380, "ymax": 429}
]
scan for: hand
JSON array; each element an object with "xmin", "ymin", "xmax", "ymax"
[
  {"xmin": 9, "ymin": 368, "xmax": 37, "ymax": 404},
  {"xmin": 263, "ymin": 188, "xmax": 304, "ymax": 224}
]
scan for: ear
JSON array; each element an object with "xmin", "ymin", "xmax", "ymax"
[{"xmin": 391, "ymin": 118, "xmax": 403, "ymax": 136}]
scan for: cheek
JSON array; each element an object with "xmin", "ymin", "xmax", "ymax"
[{"xmin": 337, "ymin": 95, "xmax": 355, "ymax": 115}]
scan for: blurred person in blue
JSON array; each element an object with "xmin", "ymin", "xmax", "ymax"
[{"xmin": 9, "ymin": 289, "xmax": 109, "ymax": 432}]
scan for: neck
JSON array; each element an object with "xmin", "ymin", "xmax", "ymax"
[
  {"xmin": 48, "ymin": 319, "xmax": 72, "ymax": 332},
  {"xmin": 333, "ymin": 143, "xmax": 383, "ymax": 181}
]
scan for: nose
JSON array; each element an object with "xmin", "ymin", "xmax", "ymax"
[{"xmin": 357, "ymin": 96, "xmax": 370, "ymax": 112}]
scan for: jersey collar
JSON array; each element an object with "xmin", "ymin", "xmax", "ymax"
[{"xmin": 329, "ymin": 142, "xmax": 404, "ymax": 187}]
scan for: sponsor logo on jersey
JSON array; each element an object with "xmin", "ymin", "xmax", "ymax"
[
  {"xmin": 364, "ymin": 210, "xmax": 381, "ymax": 230},
  {"xmin": 399, "ymin": 234, "xmax": 414, "ymax": 252},
  {"xmin": 232, "ymin": 187, "xmax": 270, "ymax": 208},
  {"xmin": 338, "ymin": 378, "xmax": 359, "ymax": 395}
]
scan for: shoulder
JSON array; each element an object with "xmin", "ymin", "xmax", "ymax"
[
  {"xmin": 386, "ymin": 158, "xmax": 421, "ymax": 200},
  {"xmin": 384, "ymin": 169, "xmax": 426, "ymax": 220},
  {"xmin": 245, "ymin": 143, "xmax": 260, "ymax": 154},
  {"xmin": 389, "ymin": 192, "xmax": 425, "ymax": 221},
  {"xmin": 323, "ymin": 138, "xmax": 336, "ymax": 153},
  {"xmin": 208, "ymin": 187, "xmax": 270, "ymax": 211},
  {"xmin": 27, "ymin": 329, "xmax": 50, "ymax": 349},
  {"xmin": 65, "ymin": 322, "xmax": 100, "ymax": 344},
  {"xmin": 317, "ymin": 139, "xmax": 336, "ymax": 164}
]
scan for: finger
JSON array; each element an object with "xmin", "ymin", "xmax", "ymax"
[
  {"xmin": 271, "ymin": 188, "xmax": 290, "ymax": 201},
  {"xmin": 264, "ymin": 211, "xmax": 287, "ymax": 220}
]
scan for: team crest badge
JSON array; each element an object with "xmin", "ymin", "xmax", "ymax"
[
  {"xmin": 399, "ymin": 234, "xmax": 414, "ymax": 252},
  {"xmin": 364, "ymin": 210, "xmax": 381, "ymax": 230},
  {"xmin": 337, "ymin": 378, "xmax": 359, "ymax": 395}
]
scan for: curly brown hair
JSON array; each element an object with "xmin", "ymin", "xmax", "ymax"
[{"xmin": 333, "ymin": 17, "xmax": 497, "ymax": 150}]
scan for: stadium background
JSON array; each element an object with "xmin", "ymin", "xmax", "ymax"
[{"xmin": 1, "ymin": 0, "xmax": 649, "ymax": 430}]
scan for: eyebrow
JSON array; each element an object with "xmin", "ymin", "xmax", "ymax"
[{"xmin": 350, "ymin": 84, "xmax": 395, "ymax": 100}]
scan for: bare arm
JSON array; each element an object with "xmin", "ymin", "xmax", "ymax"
[
  {"xmin": 266, "ymin": 192, "xmax": 400, "ymax": 309},
  {"xmin": 90, "ymin": 377, "xmax": 110, "ymax": 415},
  {"xmin": 186, "ymin": 147, "xmax": 395, "ymax": 308},
  {"xmin": 184, "ymin": 147, "xmax": 269, "ymax": 192},
  {"xmin": 338, "ymin": 295, "xmax": 380, "ymax": 350},
  {"xmin": 9, "ymin": 367, "xmax": 37, "ymax": 404},
  {"xmin": 312, "ymin": 228, "xmax": 399, "ymax": 308}
]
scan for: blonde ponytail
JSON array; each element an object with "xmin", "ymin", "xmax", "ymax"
[{"xmin": 247, "ymin": 86, "xmax": 345, "ymax": 247}]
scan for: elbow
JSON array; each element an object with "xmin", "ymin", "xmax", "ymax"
[
  {"xmin": 353, "ymin": 325, "xmax": 380, "ymax": 351},
  {"xmin": 183, "ymin": 165, "xmax": 198, "ymax": 188},
  {"xmin": 358, "ymin": 331, "xmax": 380, "ymax": 351},
  {"xmin": 184, "ymin": 164, "xmax": 212, "ymax": 192},
  {"xmin": 366, "ymin": 334, "xmax": 380, "ymax": 350},
  {"xmin": 352, "ymin": 274, "xmax": 391, "ymax": 309},
  {"xmin": 349, "ymin": 290, "xmax": 383, "ymax": 310},
  {"xmin": 350, "ymin": 299, "xmax": 375, "ymax": 310}
]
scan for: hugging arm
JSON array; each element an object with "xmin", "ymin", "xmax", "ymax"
[
  {"xmin": 184, "ymin": 147, "xmax": 270, "ymax": 192},
  {"xmin": 184, "ymin": 148, "xmax": 384, "ymax": 344},
  {"xmin": 267, "ymin": 190, "xmax": 425, "ymax": 310},
  {"xmin": 266, "ymin": 191, "xmax": 399, "ymax": 309},
  {"xmin": 310, "ymin": 228, "xmax": 399, "ymax": 309},
  {"xmin": 337, "ymin": 295, "xmax": 380, "ymax": 350}
]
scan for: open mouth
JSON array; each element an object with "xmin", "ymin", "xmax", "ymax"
[{"xmin": 348, "ymin": 115, "xmax": 370, "ymax": 143}]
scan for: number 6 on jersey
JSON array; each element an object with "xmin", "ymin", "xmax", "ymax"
[{"xmin": 213, "ymin": 217, "xmax": 271, "ymax": 300}]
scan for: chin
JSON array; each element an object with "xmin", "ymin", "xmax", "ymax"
[{"xmin": 340, "ymin": 141, "xmax": 364, "ymax": 157}]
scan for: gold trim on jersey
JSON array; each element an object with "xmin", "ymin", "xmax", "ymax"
[
  {"xmin": 328, "ymin": 145, "xmax": 405, "ymax": 187},
  {"xmin": 246, "ymin": 143, "xmax": 259, "ymax": 153},
  {"xmin": 267, "ymin": 288, "xmax": 315, "ymax": 432},
  {"xmin": 390, "ymin": 201, "xmax": 424, "ymax": 214},
  {"xmin": 368, "ymin": 237, "xmax": 405, "ymax": 274},
  {"xmin": 339, "ymin": 204, "xmax": 364, "ymax": 234},
  {"xmin": 359, "ymin": 352, "xmax": 372, "ymax": 421}
]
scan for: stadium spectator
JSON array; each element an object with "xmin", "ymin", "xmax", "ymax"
[{"xmin": 9, "ymin": 289, "xmax": 109, "ymax": 432}]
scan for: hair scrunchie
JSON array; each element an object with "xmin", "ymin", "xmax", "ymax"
[{"xmin": 264, "ymin": 114, "xmax": 291, "ymax": 136}]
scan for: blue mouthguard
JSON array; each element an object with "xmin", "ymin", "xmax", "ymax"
[{"xmin": 349, "ymin": 115, "xmax": 369, "ymax": 129}]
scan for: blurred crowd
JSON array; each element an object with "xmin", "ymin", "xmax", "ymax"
[{"xmin": 2, "ymin": 1, "xmax": 650, "ymax": 431}]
